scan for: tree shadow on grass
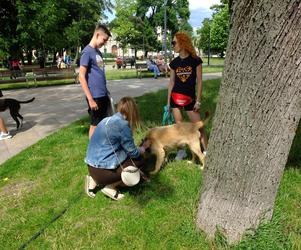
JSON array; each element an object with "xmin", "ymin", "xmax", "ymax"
[
  {"xmin": 286, "ymin": 121, "xmax": 301, "ymax": 169},
  {"xmin": 122, "ymin": 153, "xmax": 175, "ymax": 206},
  {"xmin": 126, "ymin": 175, "xmax": 175, "ymax": 207}
]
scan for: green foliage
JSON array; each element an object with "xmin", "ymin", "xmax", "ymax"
[
  {"xmin": 0, "ymin": 0, "xmax": 19, "ymax": 58},
  {"xmin": 0, "ymin": 0, "xmax": 113, "ymax": 63},
  {"xmin": 210, "ymin": 4, "xmax": 229, "ymax": 55},
  {"xmin": 112, "ymin": 0, "xmax": 191, "ymax": 55},
  {"xmin": 196, "ymin": 18, "xmax": 211, "ymax": 53},
  {"xmin": 195, "ymin": 2, "xmax": 229, "ymax": 56},
  {"xmin": 111, "ymin": 0, "xmax": 145, "ymax": 51}
]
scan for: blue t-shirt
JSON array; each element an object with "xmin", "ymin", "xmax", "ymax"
[{"xmin": 80, "ymin": 45, "xmax": 108, "ymax": 98}]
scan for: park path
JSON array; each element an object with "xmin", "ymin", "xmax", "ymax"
[{"xmin": 0, "ymin": 73, "xmax": 222, "ymax": 165}]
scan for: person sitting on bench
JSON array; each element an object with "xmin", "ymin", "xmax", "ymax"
[{"xmin": 146, "ymin": 56, "xmax": 160, "ymax": 79}]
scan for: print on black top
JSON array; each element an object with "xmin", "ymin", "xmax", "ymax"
[{"xmin": 169, "ymin": 55, "xmax": 202, "ymax": 98}]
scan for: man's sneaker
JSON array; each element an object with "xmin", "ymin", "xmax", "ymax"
[
  {"xmin": 85, "ymin": 175, "xmax": 97, "ymax": 198},
  {"xmin": 0, "ymin": 132, "xmax": 12, "ymax": 141},
  {"xmin": 175, "ymin": 149, "xmax": 187, "ymax": 160}
]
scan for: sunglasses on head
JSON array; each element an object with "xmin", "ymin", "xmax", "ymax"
[{"xmin": 171, "ymin": 41, "xmax": 177, "ymax": 46}]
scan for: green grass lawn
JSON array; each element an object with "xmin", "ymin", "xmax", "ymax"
[{"xmin": 0, "ymin": 79, "xmax": 300, "ymax": 249}]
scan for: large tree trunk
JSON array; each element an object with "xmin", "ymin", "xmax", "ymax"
[{"xmin": 197, "ymin": 0, "xmax": 301, "ymax": 244}]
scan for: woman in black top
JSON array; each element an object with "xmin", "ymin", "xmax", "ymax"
[{"xmin": 167, "ymin": 32, "xmax": 208, "ymax": 159}]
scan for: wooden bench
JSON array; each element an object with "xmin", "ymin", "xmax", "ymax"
[
  {"xmin": 135, "ymin": 62, "xmax": 169, "ymax": 79},
  {"xmin": 0, "ymin": 67, "xmax": 78, "ymax": 87},
  {"xmin": 25, "ymin": 67, "xmax": 78, "ymax": 87},
  {"xmin": 135, "ymin": 62, "xmax": 149, "ymax": 79},
  {"xmin": 0, "ymin": 69, "xmax": 25, "ymax": 80},
  {"xmin": 0, "ymin": 70, "xmax": 13, "ymax": 80}
]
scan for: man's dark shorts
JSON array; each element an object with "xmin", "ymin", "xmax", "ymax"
[
  {"xmin": 170, "ymin": 96, "xmax": 196, "ymax": 111},
  {"xmin": 86, "ymin": 96, "xmax": 109, "ymax": 126}
]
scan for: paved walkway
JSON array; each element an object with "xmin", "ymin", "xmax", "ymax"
[{"xmin": 0, "ymin": 73, "xmax": 222, "ymax": 165}]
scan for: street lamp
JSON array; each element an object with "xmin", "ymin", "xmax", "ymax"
[
  {"xmin": 208, "ymin": 19, "xmax": 211, "ymax": 66},
  {"xmin": 164, "ymin": 0, "xmax": 168, "ymax": 63}
]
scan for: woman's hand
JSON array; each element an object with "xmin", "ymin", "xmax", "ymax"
[{"xmin": 193, "ymin": 101, "xmax": 201, "ymax": 112}]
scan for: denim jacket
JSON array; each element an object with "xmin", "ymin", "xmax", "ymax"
[{"xmin": 85, "ymin": 112, "xmax": 140, "ymax": 169}]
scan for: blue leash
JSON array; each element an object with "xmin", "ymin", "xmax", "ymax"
[{"xmin": 162, "ymin": 105, "xmax": 175, "ymax": 125}]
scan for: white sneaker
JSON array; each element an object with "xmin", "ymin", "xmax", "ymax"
[
  {"xmin": 85, "ymin": 175, "xmax": 97, "ymax": 198},
  {"xmin": 101, "ymin": 186, "xmax": 124, "ymax": 201},
  {"xmin": 175, "ymin": 149, "xmax": 187, "ymax": 160},
  {"xmin": 0, "ymin": 132, "xmax": 12, "ymax": 141}
]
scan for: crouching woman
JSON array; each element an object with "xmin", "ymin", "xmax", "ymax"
[{"xmin": 84, "ymin": 96, "xmax": 149, "ymax": 200}]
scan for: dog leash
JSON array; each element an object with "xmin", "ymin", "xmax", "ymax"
[
  {"xmin": 162, "ymin": 105, "xmax": 174, "ymax": 126},
  {"xmin": 18, "ymin": 191, "xmax": 84, "ymax": 249},
  {"xmin": 17, "ymin": 96, "xmax": 117, "ymax": 249}
]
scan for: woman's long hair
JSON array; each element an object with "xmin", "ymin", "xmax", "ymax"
[
  {"xmin": 117, "ymin": 97, "xmax": 140, "ymax": 132},
  {"xmin": 175, "ymin": 32, "xmax": 197, "ymax": 58}
]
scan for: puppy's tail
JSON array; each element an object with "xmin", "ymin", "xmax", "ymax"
[
  {"xmin": 196, "ymin": 111, "xmax": 210, "ymax": 129},
  {"xmin": 18, "ymin": 97, "xmax": 35, "ymax": 104}
]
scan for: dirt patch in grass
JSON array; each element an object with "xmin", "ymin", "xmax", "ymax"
[{"xmin": 0, "ymin": 179, "xmax": 36, "ymax": 199}]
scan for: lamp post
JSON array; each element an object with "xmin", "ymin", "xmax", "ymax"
[
  {"xmin": 208, "ymin": 19, "xmax": 211, "ymax": 66},
  {"xmin": 164, "ymin": 0, "xmax": 168, "ymax": 63}
]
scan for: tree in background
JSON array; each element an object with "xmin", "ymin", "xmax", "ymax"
[
  {"xmin": 112, "ymin": 0, "xmax": 191, "ymax": 57},
  {"xmin": 195, "ymin": 0, "xmax": 229, "ymax": 58},
  {"xmin": 0, "ymin": 0, "xmax": 113, "ymax": 67},
  {"xmin": 63, "ymin": 0, "xmax": 114, "ymax": 63},
  {"xmin": 210, "ymin": 1, "xmax": 229, "ymax": 57},
  {"xmin": 0, "ymin": 0, "xmax": 19, "ymax": 60},
  {"xmin": 111, "ymin": 0, "xmax": 143, "ymax": 57},
  {"xmin": 195, "ymin": 18, "xmax": 211, "ymax": 56},
  {"xmin": 17, "ymin": 0, "xmax": 66, "ymax": 66},
  {"xmin": 197, "ymin": 0, "xmax": 301, "ymax": 243}
]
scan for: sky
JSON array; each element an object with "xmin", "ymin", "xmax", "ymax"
[
  {"xmin": 105, "ymin": 0, "xmax": 221, "ymax": 29},
  {"xmin": 189, "ymin": 0, "xmax": 221, "ymax": 29}
]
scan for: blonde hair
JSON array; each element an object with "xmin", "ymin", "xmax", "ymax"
[
  {"xmin": 117, "ymin": 97, "xmax": 140, "ymax": 132},
  {"xmin": 175, "ymin": 32, "xmax": 197, "ymax": 58}
]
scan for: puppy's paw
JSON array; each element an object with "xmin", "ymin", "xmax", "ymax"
[{"xmin": 187, "ymin": 160, "xmax": 193, "ymax": 164}]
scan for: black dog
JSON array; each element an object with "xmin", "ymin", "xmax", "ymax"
[{"xmin": 0, "ymin": 97, "xmax": 35, "ymax": 129}]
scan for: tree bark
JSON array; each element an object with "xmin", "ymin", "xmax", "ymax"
[{"xmin": 197, "ymin": 0, "xmax": 301, "ymax": 243}]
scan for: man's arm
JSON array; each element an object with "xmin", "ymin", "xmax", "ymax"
[{"xmin": 79, "ymin": 65, "xmax": 98, "ymax": 110}]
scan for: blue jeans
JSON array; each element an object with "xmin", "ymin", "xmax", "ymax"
[{"xmin": 148, "ymin": 65, "xmax": 160, "ymax": 78}]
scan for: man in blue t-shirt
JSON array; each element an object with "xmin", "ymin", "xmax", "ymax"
[{"xmin": 79, "ymin": 23, "xmax": 111, "ymax": 138}]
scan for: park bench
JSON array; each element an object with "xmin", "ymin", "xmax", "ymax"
[
  {"xmin": 0, "ymin": 67, "xmax": 79, "ymax": 87},
  {"xmin": 0, "ymin": 69, "xmax": 25, "ymax": 80},
  {"xmin": 135, "ymin": 62, "xmax": 149, "ymax": 79},
  {"xmin": 25, "ymin": 67, "xmax": 78, "ymax": 87},
  {"xmin": 135, "ymin": 62, "xmax": 169, "ymax": 79},
  {"xmin": 0, "ymin": 70, "xmax": 13, "ymax": 80}
]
